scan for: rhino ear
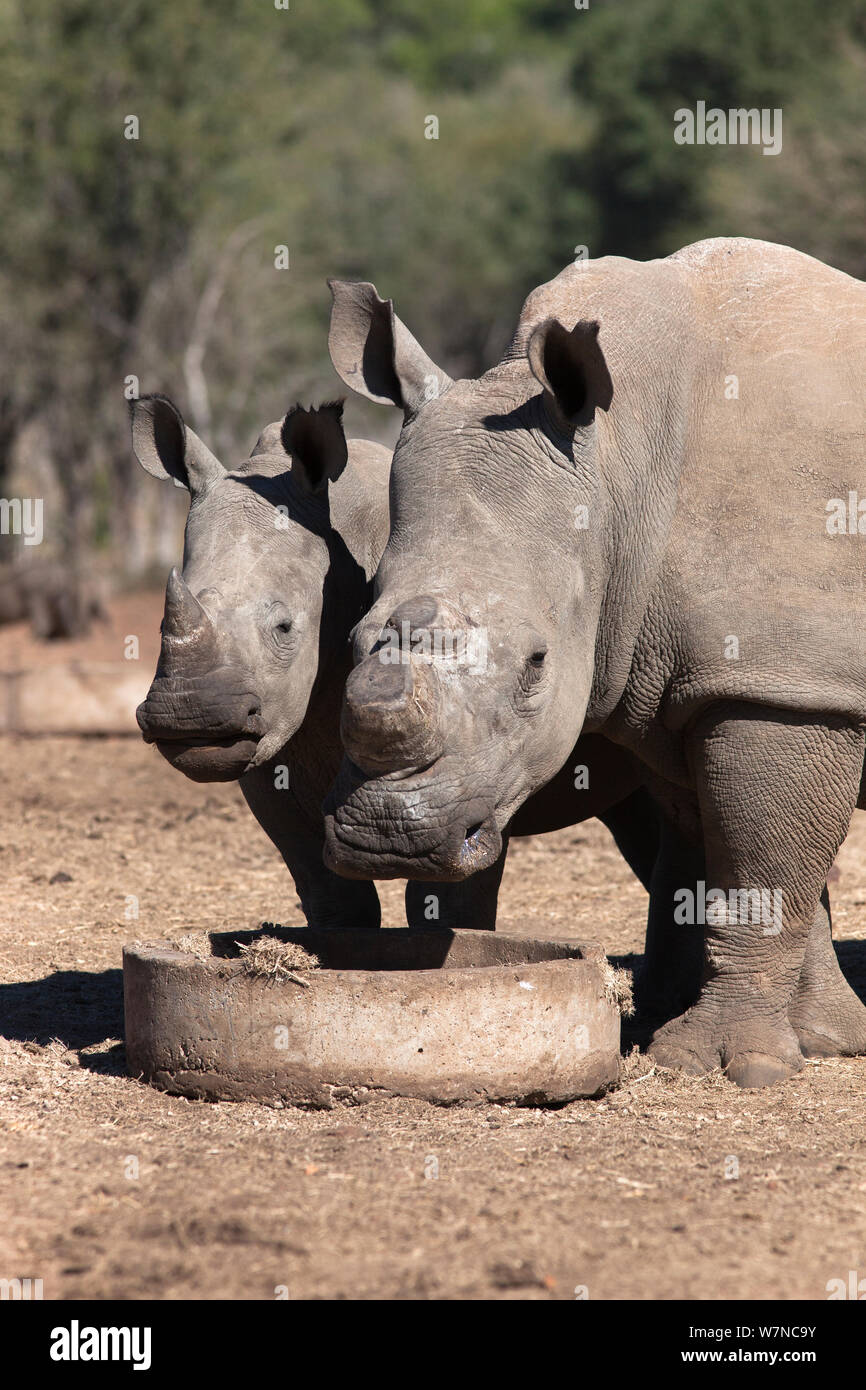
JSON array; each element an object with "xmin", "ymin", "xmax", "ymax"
[
  {"xmin": 130, "ymin": 394, "xmax": 226, "ymax": 493},
  {"xmin": 528, "ymin": 319, "xmax": 613, "ymax": 426},
  {"xmin": 327, "ymin": 279, "xmax": 452, "ymax": 416},
  {"xmin": 281, "ymin": 400, "xmax": 348, "ymax": 496}
]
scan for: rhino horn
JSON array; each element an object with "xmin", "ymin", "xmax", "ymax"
[
  {"xmin": 163, "ymin": 567, "xmax": 204, "ymax": 635},
  {"xmin": 159, "ymin": 567, "xmax": 219, "ymax": 669},
  {"xmin": 341, "ymin": 652, "xmax": 444, "ymax": 777}
]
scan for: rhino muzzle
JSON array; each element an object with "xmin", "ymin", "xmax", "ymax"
[
  {"xmin": 323, "ymin": 755, "xmax": 502, "ymax": 881},
  {"xmin": 331, "ymin": 593, "xmax": 502, "ymax": 874},
  {"xmin": 137, "ymin": 568, "xmax": 263, "ymax": 782}
]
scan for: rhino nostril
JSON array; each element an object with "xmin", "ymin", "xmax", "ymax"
[{"xmin": 465, "ymin": 821, "xmax": 483, "ymax": 841}]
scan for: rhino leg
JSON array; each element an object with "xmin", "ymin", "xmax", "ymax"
[
  {"xmin": 623, "ymin": 806, "xmax": 706, "ymax": 1034},
  {"xmin": 600, "ymin": 788, "xmax": 660, "ymax": 893},
  {"xmin": 405, "ymin": 840, "xmax": 509, "ymax": 930},
  {"xmin": 622, "ymin": 802, "xmax": 864, "ymax": 1051},
  {"xmin": 600, "ymin": 790, "xmax": 700, "ymax": 1035},
  {"xmin": 789, "ymin": 886, "xmax": 866, "ymax": 1057},
  {"xmin": 240, "ymin": 765, "xmax": 381, "ymax": 930},
  {"xmin": 522, "ymin": 773, "xmax": 862, "ymax": 1054},
  {"xmin": 275, "ymin": 833, "xmax": 381, "ymax": 930},
  {"xmin": 649, "ymin": 705, "xmax": 865, "ymax": 1088}
]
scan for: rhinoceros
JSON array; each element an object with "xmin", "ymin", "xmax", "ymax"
[
  {"xmin": 131, "ymin": 393, "xmax": 392, "ymax": 928},
  {"xmin": 130, "ymin": 392, "xmax": 686, "ymax": 963},
  {"xmin": 324, "ymin": 237, "xmax": 866, "ymax": 1087}
]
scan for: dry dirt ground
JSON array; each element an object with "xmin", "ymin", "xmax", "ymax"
[{"xmin": 1, "ymin": 601, "xmax": 866, "ymax": 1301}]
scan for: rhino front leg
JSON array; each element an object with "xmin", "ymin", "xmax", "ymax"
[
  {"xmin": 649, "ymin": 705, "xmax": 865, "ymax": 1088},
  {"xmin": 405, "ymin": 839, "xmax": 509, "ymax": 930},
  {"xmin": 632, "ymin": 810, "xmax": 864, "ymax": 1049},
  {"xmin": 241, "ymin": 768, "xmax": 381, "ymax": 930},
  {"xmin": 627, "ymin": 811, "xmax": 865, "ymax": 1051},
  {"xmin": 599, "ymin": 789, "xmax": 702, "ymax": 1034},
  {"xmin": 630, "ymin": 808, "xmax": 706, "ymax": 1034},
  {"xmin": 275, "ymin": 831, "xmax": 382, "ymax": 929}
]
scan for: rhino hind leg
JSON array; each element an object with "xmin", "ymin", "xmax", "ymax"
[
  {"xmin": 789, "ymin": 886, "xmax": 866, "ymax": 1057},
  {"xmin": 622, "ymin": 799, "xmax": 865, "ymax": 1054},
  {"xmin": 649, "ymin": 704, "xmax": 865, "ymax": 1088}
]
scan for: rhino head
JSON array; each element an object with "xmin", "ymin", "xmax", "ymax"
[
  {"xmin": 132, "ymin": 393, "xmax": 353, "ymax": 782},
  {"xmin": 323, "ymin": 279, "xmax": 614, "ymax": 880}
]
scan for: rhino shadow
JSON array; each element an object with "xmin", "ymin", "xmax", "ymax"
[{"xmin": 0, "ymin": 968, "xmax": 125, "ymax": 1074}]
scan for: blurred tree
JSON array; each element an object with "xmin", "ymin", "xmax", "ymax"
[
  {"xmin": 566, "ymin": 0, "xmax": 866, "ymax": 261},
  {"xmin": 0, "ymin": 0, "xmax": 279, "ymax": 578},
  {"xmin": 0, "ymin": 0, "xmax": 863, "ymax": 616}
]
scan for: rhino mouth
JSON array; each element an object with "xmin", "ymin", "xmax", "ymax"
[
  {"xmin": 323, "ymin": 757, "xmax": 502, "ymax": 880},
  {"xmin": 148, "ymin": 733, "xmax": 261, "ymax": 783},
  {"xmin": 137, "ymin": 672, "xmax": 264, "ymax": 783}
]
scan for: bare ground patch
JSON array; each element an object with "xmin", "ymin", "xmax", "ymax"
[{"xmin": 1, "ymin": 731, "xmax": 866, "ymax": 1300}]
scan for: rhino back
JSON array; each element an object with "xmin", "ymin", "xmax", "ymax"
[
  {"xmin": 654, "ymin": 239, "xmax": 866, "ymax": 728},
  {"xmin": 516, "ymin": 239, "xmax": 866, "ymax": 731}
]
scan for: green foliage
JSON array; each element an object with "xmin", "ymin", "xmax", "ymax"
[
  {"xmin": 568, "ymin": 0, "xmax": 866, "ymax": 259},
  {"xmin": 0, "ymin": 0, "xmax": 864, "ymax": 570}
]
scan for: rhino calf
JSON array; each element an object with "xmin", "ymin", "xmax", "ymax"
[{"xmin": 132, "ymin": 393, "xmax": 390, "ymax": 929}]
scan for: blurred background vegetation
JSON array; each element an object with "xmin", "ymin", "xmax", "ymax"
[{"xmin": 0, "ymin": 0, "xmax": 864, "ymax": 629}]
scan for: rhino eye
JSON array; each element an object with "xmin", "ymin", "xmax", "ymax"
[
  {"xmin": 519, "ymin": 645, "xmax": 548, "ymax": 699},
  {"xmin": 275, "ymin": 620, "xmax": 292, "ymax": 636}
]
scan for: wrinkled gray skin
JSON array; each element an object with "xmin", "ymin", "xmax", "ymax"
[
  {"xmin": 130, "ymin": 393, "xmax": 666, "ymax": 940},
  {"xmin": 324, "ymin": 238, "xmax": 866, "ymax": 1086}
]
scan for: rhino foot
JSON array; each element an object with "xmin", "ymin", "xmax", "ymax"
[
  {"xmin": 787, "ymin": 887, "xmax": 866, "ymax": 1058},
  {"xmin": 648, "ymin": 1004, "xmax": 804, "ymax": 1089},
  {"xmin": 790, "ymin": 983, "xmax": 866, "ymax": 1059}
]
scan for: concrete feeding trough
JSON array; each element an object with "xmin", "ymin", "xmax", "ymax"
[{"xmin": 123, "ymin": 927, "xmax": 622, "ymax": 1108}]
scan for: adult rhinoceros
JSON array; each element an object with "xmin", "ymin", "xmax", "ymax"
[{"xmin": 324, "ymin": 237, "xmax": 866, "ymax": 1087}]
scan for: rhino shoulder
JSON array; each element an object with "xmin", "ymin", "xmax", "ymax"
[{"xmin": 345, "ymin": 437, "xmax": 392, "ymax": 489}]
